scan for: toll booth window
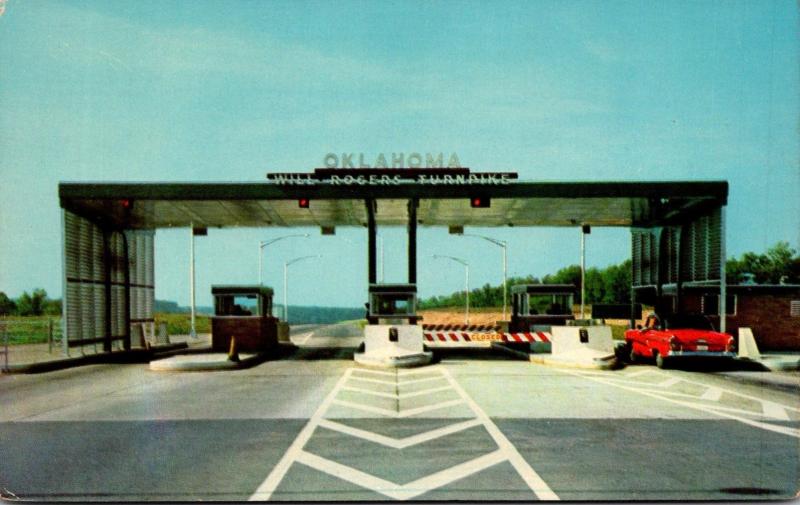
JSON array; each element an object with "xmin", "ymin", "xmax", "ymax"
[
  {"xmin": 371, "ymin": 293, "xmax": 415, "ymax": 316},
  {"xmin": 215, "ymin": 294, "xmax": 260, "ymax": 316},
  {"xmin": 527, "ymin": 294, "xmax": 573, "ymax": 316}
]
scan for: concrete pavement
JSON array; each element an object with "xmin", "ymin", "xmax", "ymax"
[{"xmin": 1, "ymin": 324, "xmax": 798, "ymax": 501}]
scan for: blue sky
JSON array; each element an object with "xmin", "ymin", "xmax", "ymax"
[{"xmin": 1, "ymin": 0, "xmax": 798, "ymax": 308}]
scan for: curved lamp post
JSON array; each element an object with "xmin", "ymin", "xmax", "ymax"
[
  {"xmin": 460, "ymin": 233, "xmax": 507, "ymax": 321},
  {"xmin": 283, "ymin": 254, "xmax": 321, "ymax": 322},
  {"xmin": 433, "ymin": 254, "xmax": 469, "ymax": 324},
  {"xmin": 259, "ymin": 234, "xmax": 309, "ymax": 285}
]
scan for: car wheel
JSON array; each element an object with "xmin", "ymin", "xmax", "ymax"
[
  {"xmin": 655, "ymin": 352, "xmax": 667, "ymax": 369},
  {"xmin": 628, "ymin": 345, "xmax": 638, "ymax": 364}
]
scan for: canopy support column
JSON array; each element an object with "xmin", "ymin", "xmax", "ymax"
[
  {"xmin": 719, "ymin": 206, "xmax": 727, "ymax": 333},
  {"xmin": 366, "ymin": 199, "xmax": 377, "ymax": 284},
  {"xmin": 408, "ymin": 198, "xmax": 418, "ymax": 284},
  {"xmin": 102, "ymin": 230, "xmax": 112, "ymax": 353}
]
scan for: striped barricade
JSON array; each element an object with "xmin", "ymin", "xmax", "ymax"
[{"xmin": 423, "ymin": 331, "xmax": 551, "ymax": 347}]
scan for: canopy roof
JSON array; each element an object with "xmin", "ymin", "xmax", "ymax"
[{"xmin": 59, "ymin": 180, "xmax": 727, "ymax": 230}]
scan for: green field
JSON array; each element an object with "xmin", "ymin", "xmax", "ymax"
[
  {"xmin": 154, "ymin": 313, "xmax": 211, "ymax": 335},
  {"xmin": 0, "ymin": 316, "xmax": 62, "ymax": 346}
]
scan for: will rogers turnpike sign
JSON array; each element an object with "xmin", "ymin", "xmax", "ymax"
[{"xmin": 266, "ymin": 152, "xmax": 518, "ymax": 186}]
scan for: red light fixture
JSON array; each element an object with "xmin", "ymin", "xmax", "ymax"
[
  {"xmin": 470, "ymin": 196, "xmax": 490, "ymax": 208},
  {"xmin": 298, "ymin": 198, "xmax": 310, "ymax": 208}
]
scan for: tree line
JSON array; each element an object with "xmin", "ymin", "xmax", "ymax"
[
  {"xmin": 419, "ymin": 241, "xmax": 800, "ymax": 310},
  {"xmin": 2, "ymin": 242, "xmax": 797, "ymax": 316},
  {"xmin": 0, "ymin": 289, "xmax": 61, "ymax": 317}
]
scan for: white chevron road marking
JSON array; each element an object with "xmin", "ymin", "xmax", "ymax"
[
  {"xmin": 295, "ymin": 448, "xmax": 507, "ymax": 501},
  {"xmin": 317, "ymin": 418, "xmax": 483, "ymax": 449},
  {"xmin": 332, "ymin": 398, "xmax": 465, "ymax": 418},
  {"xmin": 250, "ymin": 366, "xmax": 558, "ymax": 500},
  {"xmin": 562, "ymin": 369, "xmax": 800, "ymax": 439}
]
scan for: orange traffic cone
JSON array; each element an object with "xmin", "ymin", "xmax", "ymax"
[{"xmin": 227, "ymin": 336, "xmax": 240, "ymax": 362}]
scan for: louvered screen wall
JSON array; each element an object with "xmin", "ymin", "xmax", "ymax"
[
  {"xmin": 631, "ymin": 207, "xmax": 722, "ymax": 288},
  {"xmin": 680, "ymin": 207, "xmax": 722, "ymax": 282},
  {"xmin": 63, "ymin": 210, "xmax": 154, "ymax": 351},
  {"xmin": 64, "ymin": 211, "xmax": 107, "ymax": 353},
  {"xmin": 631, "ymin": 229, "xmax": 657, "ymax": 286}
]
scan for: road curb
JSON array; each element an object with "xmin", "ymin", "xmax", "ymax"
[
  {"xmin": 148, "ymin": 351, "xmax": 270, "ymax": 372},
  {"xmin": 1, "ymin": 343, "xmax": 189, "ymax": 374}
]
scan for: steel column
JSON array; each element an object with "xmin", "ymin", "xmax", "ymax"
[
  {"xmin": 366, "ymin": 199, "xmax": 377, "ymax": 284},
  {"xmin": 102, "ymin": 230, "xmax": 112, "ymax": 352},
  {"xmin": 408, "ymin": 198, "xmax": 418, "ymax": 284},
  {"xmin": 719, "ymin": 206, "xmax": 727, "ymax": 333},
  {"xmin": 122, "ymin": 232, "xmax": 132, "ymax": 351}
]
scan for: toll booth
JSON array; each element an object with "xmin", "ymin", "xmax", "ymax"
[
  {"xmin": 211, "ymin": 285, "xmax": 278, "ymax": 353},
  {"xmin": 510, "ymin": 284, "xmax": 576, "ymax": 333},
  {"xmin": 366, "ymin": 284, "xmax": 423, "ymax": 325},
  {"xmin": 356, "ymin": 284, "xmax": 432, "ymax": 367}
]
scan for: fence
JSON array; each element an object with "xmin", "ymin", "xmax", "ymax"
[{"xmin": 0, "ymin": 318, "xmax": 65, "ymax": 370}]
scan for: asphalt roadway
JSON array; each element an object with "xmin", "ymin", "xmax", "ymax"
[{"xmin": 1, "ymin": 322, "xmax": 798, "ymax": 501}]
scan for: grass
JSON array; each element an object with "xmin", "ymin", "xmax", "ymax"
[
  {"xmin": 0, "ymin": 316, "xmax": 62, "ymax": 345},
  {"xmin": 154, "ymin": 313, "xmax": 211, "ymax": 334}
]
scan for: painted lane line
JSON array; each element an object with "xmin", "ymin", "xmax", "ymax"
[
  {"xmin": 440, "ymin": 367, "xmax": 560, "ymax": 500},
  {"xmin": 692, "ymin": 401, "xmax": 792, "ymax": 421},
  {"xmin": 700, "ymin": 386, "xmax": 723, "ymax": 401},
  {"xmin": 760, "ymin": 401, "xmax": 791, "ymax": 421},
  {"xmin": 562, "ymin": 369, "xmax": 800, "ymax": 439},
  {"xmin": 248, "ymin": 368, "xmax": 355, "ymax": 501},
  {"xmin": 622, "ymin": 369, "xmax": 661, "ymax": 379},
  {"xmin": 396, "ymin": 449, "xmax": 507, "ymax": 500},
  {"xmin": 341, "ymin": 384, "xmax": 456, "ymax": 401},
  {"xmin": 399, "ymin": 385, "xmax": 454, "ymax": 399},
  {"xmin": 295, "ymin": 448, "xmax": 506, "ymax": 501},
  {"xmin": 349, "ymin": 375, "xmax": 397, "ymax": 386},
  {"xmin": 331, "ymin": 398, "xmax": 465, "ymax": 418},
  {"xmin": 317, "ymin": 418, "xmax": 483, "ymax": 450},
  {"xmin": 296, "ymin": 450, "xmax": 399, "ymax": 499},
  {"xmin": 341, "ymin": 385, "xmax": 398, "ymax": 399},
  {"xmin": 353, "ymin": 368, "xmax": 397, "ymax": 377},
  {"xmin": 398, "ymin": 375, "xmax": 447, "ymax": 386},
  {"xmin": 656, "ymin": 377, "xmax": 682, "ymax": 388},
  {"xmin": 332, "ymin": 399, "xmax": 398, "ymax": 417},
  {"xmin": 674, "ymin": 377, "xmax": 800, "ymax": 413},
  {"xmin": 398, "ymin": 399, "xmax": 465, "ymax": 417},
  {"xmin": 398, "ymin": 366, "xmax": 442, "ymax": 377}
]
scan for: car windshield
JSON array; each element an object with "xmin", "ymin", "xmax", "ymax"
[{"xmin": 663, "ymin": 314, "xmax": 714, "ymax": 331}]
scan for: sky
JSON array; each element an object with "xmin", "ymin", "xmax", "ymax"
[{"xmin": 0, "ymin": 0, "xmax": 798, "ymax": 309}]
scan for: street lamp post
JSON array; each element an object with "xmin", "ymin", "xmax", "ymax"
[
  {"xmin": 433, "ymin": 254, "xmax": 469, "ymax": 325},
  {"xmin": 460, "ymin": 234, "xmax": 507, "ymax": 321},
  {"xmin": 259, "ymin": 234, "xmax": 309, "ymax": 285},
  {"xmin": 283, "ymin": 255, "xmax": 320, "ymax": 322}
]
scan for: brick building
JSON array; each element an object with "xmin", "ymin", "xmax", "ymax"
[{"xmin": 661, "ymin": 284, "xmax": 800, "ymax": 351}]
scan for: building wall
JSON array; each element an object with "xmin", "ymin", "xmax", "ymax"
[{"xmin": 679, "ymin": 292, "xmax": 800, "ymax": 351}]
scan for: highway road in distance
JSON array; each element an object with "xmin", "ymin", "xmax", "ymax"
[{"xmin": 1, "ymin": 322, "xmax": 797, "ymax": 501}]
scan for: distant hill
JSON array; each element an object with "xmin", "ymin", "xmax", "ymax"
[{"xmin": 155, "ymin": 299, "xmax": 363, "ymax": 324}]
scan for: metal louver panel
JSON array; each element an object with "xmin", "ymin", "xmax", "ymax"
[
  {"xmin": 63, "ymin": 211, "xmax": 106, "ymax": 352},
  {"xmin": 681, "ymin": 207, "xmax": 721, "ymax": 282},
  {"xmin": 631, "ymin": 228, "xmax": 658, "ymax": 287}
]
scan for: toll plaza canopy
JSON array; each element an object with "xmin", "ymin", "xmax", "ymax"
[
  {"xmin": 57, "ymin": 168, "xmax": 729, "ymax": 355},
  {"xmin": 60, "ymin": 178, "xmax": 727, "ymax": 229}
]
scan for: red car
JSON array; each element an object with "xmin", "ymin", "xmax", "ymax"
[{"xmin": 624, "ymin": 313, "xmax": 736, "ymax": 368}]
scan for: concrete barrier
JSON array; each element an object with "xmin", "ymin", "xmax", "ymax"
[
  {"xmin": 550, "ymin": 325, "xmax": 613, "ymax": 354},
  {"xmin": 737, "ymin": 327, "xmax": 761, "ymax": 360},
  {"xmin": 355, "ymin": 325, "xmax": 432, "ymax": 367}
]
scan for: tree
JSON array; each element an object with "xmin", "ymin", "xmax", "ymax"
[
  {"xmin": 0, "ymin": 292, "xmax": 16, "ymax": 316},
  {"xmin": 15, "ymin": 289, "xmax": 48, "ymax": 316},
  {"xmin": 727, "ymin": 242, "xmax": 800, "ymax": 284}
]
